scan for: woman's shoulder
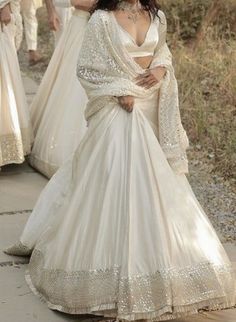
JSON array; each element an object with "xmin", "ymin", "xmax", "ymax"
[{"xmin": 89, "ymin": 9, "xmax": 110, "ymax": 24}]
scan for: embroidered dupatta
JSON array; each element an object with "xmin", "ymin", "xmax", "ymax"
[{"xmin": 77, "ymin": 10, "xmax": 189, "ymax": 174}]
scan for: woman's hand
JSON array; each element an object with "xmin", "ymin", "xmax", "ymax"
[
  {"xmin": 71, "ymin": 0, "xmax": 95, "ymax": 11},
  {"xmin": 48, "ymin": 9, "xmax": 60, "ymax": 31},
  {"xmin": 135, "ymin": 66, "xmax": 166, "ymax": 89},
  {"xmin": 0, "ymin": 4, "xmax": 11, "ymax": 26},
  {"xmin": 118, "ymin": 96, "xmax": 134, "ymax": 113}
]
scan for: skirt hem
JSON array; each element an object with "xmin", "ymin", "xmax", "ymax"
[
  {"xmin": 25, "ymin": 270, "xmax": 236, "ymax": 321},
  {"xmin": 25, "ymin": 260, "xmax": 236, "ymax": 322},
  {"xmin": 28, "ymin": 154, "xmax": 58, "ymax": 178},
  {"xmin": 0, "ymin": 129, "xmax": 32, "ymax": 167}
]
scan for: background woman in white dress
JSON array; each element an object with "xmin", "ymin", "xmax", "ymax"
[
  {"xmin": 5, "ymin": 0, "xmax": 235, "ymax": 320},
  {"xmin": 45, "ymin": 0, "xmax": 73, "ymax": 46},
  {"xmin": 29, "ymin": 0, "xmax": 95, "ymax": 178},
  {"xmin": 53, "ymin": 0, "xmax": 72, "ymax": 46},
  {"xmin": 0, "ymin": 0, "xmax": 32, "ymax": 167}
]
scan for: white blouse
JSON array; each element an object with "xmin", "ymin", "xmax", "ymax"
[{"xmin": 117, "ymin": 19, "xmax": 159, "ymax": 58}]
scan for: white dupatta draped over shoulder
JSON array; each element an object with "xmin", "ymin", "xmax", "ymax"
[{"xmin": 77, "ymin": 9, "xmax": 189, "ymax": 174}]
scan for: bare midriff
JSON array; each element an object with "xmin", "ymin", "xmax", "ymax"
[{"xmin": 134, "ymin": 55, "xmax": 153, "ymax": 69}]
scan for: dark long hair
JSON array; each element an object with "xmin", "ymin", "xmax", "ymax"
[{"xmin": 92, "ymin": 0, "xmax": 161, "ymax": 18}]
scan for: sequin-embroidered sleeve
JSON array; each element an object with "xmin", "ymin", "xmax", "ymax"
[{"xmin": 77, "ymin": 12, "xmax": 111, "ymax": 86}]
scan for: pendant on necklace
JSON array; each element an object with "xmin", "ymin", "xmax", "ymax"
[
  {"xmin": 117, "ymin": 1, "xmax": 143, "ymax": 24},
  {"xmin": 127, "ymin": 11, "xmax": 140, "ymax": 24}
]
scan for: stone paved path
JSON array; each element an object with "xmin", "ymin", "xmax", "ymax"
[{"xmin": 0, "ymin": 76, "xmax": 235, "ymax": 322}]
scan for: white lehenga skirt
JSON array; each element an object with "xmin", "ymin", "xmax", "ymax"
[
  {"xmin": 29, "ymin": 9, "xmax": 89, "ymax": 178},
  {"xmin": 20, "ymin": 92, "xmax": 235, "ymax": 321},
  {"xmin": 0, "ymin": 22, "xmax": 32, "ymax": 167}
]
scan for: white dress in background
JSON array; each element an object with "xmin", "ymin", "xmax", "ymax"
[
  {"xmin": 5, "ymin": 10, "xmax": 235, "ymax": 321},
  {"xmin": 0, "ymin": 0, "xmax": 32, "ymax": 167},
  {"xmin": 29, "ymin": 8, "xmax": 89, "ymax": 178},
  {"xmin": 53, "ymin": 0, "xmax": 72, "ymax": 46}
]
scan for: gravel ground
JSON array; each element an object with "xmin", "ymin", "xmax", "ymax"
[
  {"xmin": 188, "ymin": 149, "xmax": 236, "ymax": 243},
  {"xmin": 18, "ymin": 6, "xmax": 236, "ymax": 244}
]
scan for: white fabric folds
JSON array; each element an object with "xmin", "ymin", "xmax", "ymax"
[
  {"xmin": 0, "ymin": 1, "xmax": 32, "ymax": 166},
  {"xmin": 28, "ymin": 9, "xmax": 89, "ymax": 178}
]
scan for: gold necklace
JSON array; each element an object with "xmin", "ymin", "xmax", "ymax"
[{"xmin": 117, "ymin": 1, "xmax": 143, "ymax": 24}]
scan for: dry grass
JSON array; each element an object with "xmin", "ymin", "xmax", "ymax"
[
  {"xmin": 174, "ymin": 37, "xmax": 236, "ymax": 181},
  {"xmin": 158, "ymin": 0, "xmax": 236, "ymax": 183},
  {"xmin": 160, "ymin": 0, "xmax": 236, "ymax": 41}
]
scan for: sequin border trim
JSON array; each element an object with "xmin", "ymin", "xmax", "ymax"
[
  {"xmin": 0, "ymin": 129, "xmax": 32, "ymax": 166},
  {"xmin": 27, "ymin": 249, "xmax": 236, "ymax": 321}
]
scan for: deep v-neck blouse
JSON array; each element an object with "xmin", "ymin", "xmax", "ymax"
[{"xmin": 114, "ymin": 15, "xmax": 159, "ymax": 58}]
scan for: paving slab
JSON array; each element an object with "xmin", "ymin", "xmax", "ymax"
[
  {"xmin": 175, "ymin": 309, "xmax": 236, "ymax": 322},
  {"xmin": 0, "ymin": 212, "xmax": 30, "ymax": 264},
  {"xmin": 0, "ymin": 265, "xmax": 99, "ymax": 322},
  {"xmin": 223, "ymin": 243, "xmax": 236, "ymax": 261},
  {"xmin": 0, "ymin": 170, "xmax": 48, "ymax": 213},
  {"xmin": 1, "ymin": 161, "xmax": 35, "ymax": 174},
  {"xmin": 22, "ymin": 74, "xmax": 38, "ymax": 106}
]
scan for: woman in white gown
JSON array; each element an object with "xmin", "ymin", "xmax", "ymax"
[
  {"xmin": 52, "ymin": 0, "xmax": 72, "ymax": 45},
  {"xmin": 0, "ymin": 0, "xmax": 32, "ymax": 167},
  {"xmin": 5, "ymin": 0, "xmax": 236, "ymax": 320},
  {"xmin": 29, "ymin": 0, "xmax": 95, "ymax": 178}
]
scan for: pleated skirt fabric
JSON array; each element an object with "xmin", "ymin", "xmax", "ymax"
[
  {"xmin": 0, "ymin": 22, "xmax": 32, "ymax": 166},
  {"xmin": 29, "ymin": 10, "xmax": 89, "ymax": 178}
]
